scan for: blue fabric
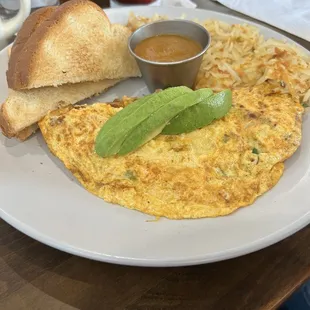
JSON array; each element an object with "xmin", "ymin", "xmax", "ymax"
[{"xmin": 279, "ymin": 280, "xmax": 310, "ymax": 310}]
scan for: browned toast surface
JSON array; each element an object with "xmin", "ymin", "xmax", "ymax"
[{"xmin": 7, "ymin": 0, "xmax": 139, "ymax": 90}]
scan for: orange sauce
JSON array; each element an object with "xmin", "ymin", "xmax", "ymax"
[{"xmin": 134, "ymin": 34, "xmax": 202, "ymax": 63}]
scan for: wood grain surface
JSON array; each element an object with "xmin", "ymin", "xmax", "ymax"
[{"xmin": 1, "ymin": 219, "xmax": 309, "ymax": 310}]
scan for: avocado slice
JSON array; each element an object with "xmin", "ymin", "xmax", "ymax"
[
  {"xmin": 118, "ymin": 89, "xmax": 213, "ymax": 156},
  {"xmin": 95, "ymin": 86, "xmax": 192, "ymax": 157},
  {"xmin": 162, "ymin": 89, "xmax": 232, "ymax": 135}
]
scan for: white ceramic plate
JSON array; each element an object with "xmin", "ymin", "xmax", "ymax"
[{"xmin": 1, "ymin": 6, "xmax": 310, "ymax": 267}]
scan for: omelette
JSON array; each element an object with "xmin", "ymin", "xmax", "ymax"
[{"xmin": 39, "ymin": 84, "xmax": 303, "ymax": 219}]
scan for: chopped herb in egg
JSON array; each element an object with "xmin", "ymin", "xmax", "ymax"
[
  {"xmin": 124, "ymin": 170, "xmax": 137, "ymax": 180},
  {"xmin": 223, "ymin": 134, "xmax": 230, "ymax": 143},
  {"xmin": 252, "ymin": 148, "xmax": 259, "ymax": 155}
]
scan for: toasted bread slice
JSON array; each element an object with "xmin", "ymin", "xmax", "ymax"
[
  {"xmin": 7, "ymin": 0, "xmax": 140, "ymax": 90},
  {"xmin": 0, "ymin": 79, "xmax": 121, "ymax": 140}
]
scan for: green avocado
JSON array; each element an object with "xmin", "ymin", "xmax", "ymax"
[
  {"xmin": 95, "ymin": 86, "xmax": 192, "ymax": 157},
  {"xmin": 118, "ymin": 88, "xmax": 213, "ymax": 156},
  {"xmin": 162, "ymin": 89, "xmax": 232, "ymax": 135}
]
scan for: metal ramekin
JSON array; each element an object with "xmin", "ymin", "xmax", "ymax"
[{"xmin": 128, "ymin": 19, "xmax": 211, "ymax": 93}]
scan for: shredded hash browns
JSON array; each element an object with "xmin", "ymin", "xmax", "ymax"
[{"xmin": 128, "ymin": 13, "xmax": 310, "ymax": 103}]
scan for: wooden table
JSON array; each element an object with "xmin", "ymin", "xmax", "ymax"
[
  {"xmin": 1, "ymin": 220, "xmax": 309, "ymax": 310},
  {"xmin": 1, "ymin": 1, "xmax": 310, "ymax": 310}
]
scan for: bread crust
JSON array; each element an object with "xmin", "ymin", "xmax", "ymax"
[
  {"xmin": 7, "ymin": 0, "xmax": 106, "ymax": 90},
  {"xmin": 15, "ymin": 125, "xmax": 38, "ymax": 141},
  {"xmin": 0, "ymin": 103, "xmax": 14, "ymax": 137},
  {"xmin": 3, "ymin": 6, "xmax": 56, "ymax": 138},
  {"xmin": 7, "ymin": 7, "xmax": 56, "ymax": 87}
]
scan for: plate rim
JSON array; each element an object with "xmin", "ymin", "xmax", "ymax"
[
  {"xmin": 1, "ymin": 5, "xmax": 310, "ymax": 267},
  {"xmin": 2, "ymin": 207, "xmax": 310, "ymax": 267}
]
